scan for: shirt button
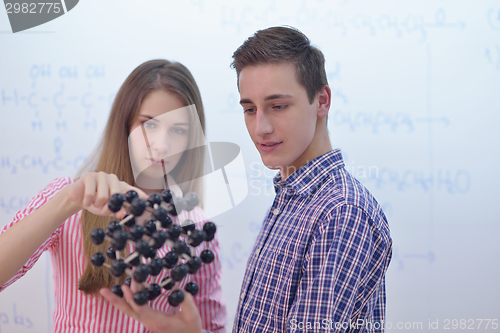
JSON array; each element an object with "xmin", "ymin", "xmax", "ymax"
[
  {"xmin": 273, "ymin": 208, "xmax": 279, "ymax": 215},
  {"xmin": 240, "ymin": 293, "xmax": 244, "ymax": 300},
  {"xmin": 255, "ymin": 247, "xmax": 260, "ymax": 255}
]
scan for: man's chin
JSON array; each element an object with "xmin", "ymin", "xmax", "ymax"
[{"xmin": 261, "ymin": 160, "xmax": 282, "ymax": 171}]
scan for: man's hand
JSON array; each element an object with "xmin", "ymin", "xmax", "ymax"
[{"xmin": 100, "ymin": 285, "xmax": 204, "ymax": 333}]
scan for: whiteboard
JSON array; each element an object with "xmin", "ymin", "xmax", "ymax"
[{"xmin": 1, "ymin": 0, "xmax": 499, "ymax": 332}]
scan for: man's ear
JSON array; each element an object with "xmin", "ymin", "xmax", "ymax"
[{"xmin": 316, "ymin": 85, "xmax": 331, "ymax": 119}]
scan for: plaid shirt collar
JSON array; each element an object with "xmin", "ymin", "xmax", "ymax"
[{"xmin": 273, "ymin": 148, "xmax": 345, "ymax": 198}]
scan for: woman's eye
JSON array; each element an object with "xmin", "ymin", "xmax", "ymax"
[
  {"xmin": 172, "ymin": 128, "xmax": 187, "ymax": 135},
  {"xmin": 142, "ymin": 121, "xmax": 156, "ymax": 129}
]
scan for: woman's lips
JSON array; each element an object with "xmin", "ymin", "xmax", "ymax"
[{"xmin": 147, "ymin": 158, "xmax": 168, "ymax": 167}]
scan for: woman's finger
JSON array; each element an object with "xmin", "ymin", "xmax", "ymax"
[
  {"xmin": 100, "ymin": 288, "xmax": 140, "ymax": 321},
  {"xmin": 94, "ymin": 172, "xmax": 110, "ymax": 208},
  {"xmin": 82, "ymin": 174, "xmax": 97, "ymax": 208},
  {"xmin": 130, "ymin": 276, "xmax": 145, "ymax": 294},
  {"xmin": 124, "ymin": 182, "xmax": 149, "ymax": 201},
  {"xmin": 108, "ymin": 174, "xmax": 122, "ymax": 198},
  {"xmin": 177, "ymin": 292, "xmax": 201, "ymax": 322}
]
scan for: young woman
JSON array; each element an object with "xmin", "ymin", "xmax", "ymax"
[{"xmin": 0, "ymin": 60, "xmax": 226, "ymax": 333}]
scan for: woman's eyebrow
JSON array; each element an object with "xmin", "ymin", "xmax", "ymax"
[{"xmin": 138, "ymin": 115, "xmax": 160, "ymax": 122}]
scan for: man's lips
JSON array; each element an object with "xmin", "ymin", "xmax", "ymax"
[{"xmin": 259, "ymin": 141, "xmax": 283, "ymax": 152}]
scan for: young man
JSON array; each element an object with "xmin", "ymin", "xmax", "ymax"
[{"xmin": 101, "ymin": 26, "xmax": 392, "ymax": 333}]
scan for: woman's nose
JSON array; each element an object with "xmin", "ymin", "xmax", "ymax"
[{"xmin": 146, "ymin": 130, "xmax": 170, "ymax": 156}]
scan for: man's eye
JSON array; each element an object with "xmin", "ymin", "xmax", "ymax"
[
  {"xmin": 244, "ymin": 108, "xmax": 256, "ymax": 114},
  {"xmin": 273, "ymin": 105, "xmax": 287, "ymax": 111}
]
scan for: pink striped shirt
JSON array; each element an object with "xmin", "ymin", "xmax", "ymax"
[{"xmin": 0, "ymin": 177, "xmax": 226, "ymax": 333}]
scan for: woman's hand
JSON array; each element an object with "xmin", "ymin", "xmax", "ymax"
[
  {"xmin": 65, "ymin": 172, "xmax": 148, "ymax": 218},
  {"xmin": 100, "ymin": 285, "xmax": 204, "ymax": 333}
]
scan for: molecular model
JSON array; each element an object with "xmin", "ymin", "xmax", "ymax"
[{"xmin": 89, "ymin": 189, "xmax": 216, "ymax": 307}]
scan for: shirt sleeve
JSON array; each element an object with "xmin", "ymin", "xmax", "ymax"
[
  {"xmin": 0, "ymin": 177, "xmax": 72, "ymax": 291},
  {"xmin": 287, "ymin": 204, "xmax": 390, "ymax": 333},
  {"xmin": 188, "ymin": 206, "xmax": 227, "ymax": 333}
]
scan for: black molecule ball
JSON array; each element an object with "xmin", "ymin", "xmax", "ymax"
[
  {"xmin": 170, "ymin": 197, "xmax": 186, "ymax": 216},
  {"xmin": 143, "ymin": 247, "xmax": 157, "ymax": 259},
  {"xmin": 90, "ymin": 228, "xmax": 105, "ymax": 245},
  {"xmin": 111, "ymin": 230, "xmax": 128, "ymax": 251},
  {"xmin": 171, "ymin": 264, "xmax": 188, "ymax": 281},
  {"xmin": 111, "ymin": 285, "xmax": 123, "ymax": 298},
  {"xmin": 173, "ymin": 241, "xmax": 190, "ymax": 256},
  {"xmin": 148, "ymin": 258, "xmax": 164, "ymax": 276},
  {"xmin": 105, "ymin": 221, "xmax": 122, "ymax": 238},
  {"xmin": 133, "ymin": 264, "xmax": 150, "ymax": 283},
  {"xmin": 151, "ymin": 231, "xmax": 168, "ymax": 250},
  {"xmin": 187, "ymin": 256, "xmax": 202, "ymax": 274},
  {"xmin": 135, "ymin": 240, "xmax": 150, "ymax": 256},
  {"xmin": 203, "ymin": 222, "xmax": 216, "ymax": 241},
  {"xmin": 153, "ymin": 207, "xmax": 169, "ymax": 225},
  {"xmin": 163, "ymin": 252, "xmax": 178, "ymax": 269},
  {"xmin": 161, "ymin": 189, "xmax": 174, "ymax": 205},
  {"xmin": 106, "ymin": 246, "xmax": 117, "ymax": 260},
  {"xmin": 160, "ymin": 214, "xmax": 173, "ymax": 229},
  {"xmin": 184, "ymin": 192, "xmax": 200, "ymax": 211},
  {"xmin": 130, "ymin": 198, "xmax": 146, "ymax": 216},
  {"xmin": 189, "ymin": 230, "xmax": 206, "ymax": 247},
  {"xmin": 167, "ymin": 225, "xmax": 182, "ymax": 241},
  {"xmin": 146, "ymin": 283, "xmax": 162, "ymax": 300},
  {"xmin": 134, "ymin": 291, "xmax": 149, "ymax": 306},
  {"xmin": 161, "ymin": 277, "xmax": 175, "ymax": 290},
  {"xmin": 168, "ymin": 290, "xmax": 184, "ymax": 307},
  {"xmin": 147, "ymin": 193, "xmax": 162, "ymax": 207},
  {"xmin": 200, "ymin": 249, "xmax": 215, "ymax": 264},
  {"xmin": 110, "ymin": 260, "xmax": 127, "ymax": 277},
  {"xmin": 144, "ymin": 220, "xmax": 157, "ymax": 236},
  {"xmin": 108, "ymin": 193, "xmax": 125, "ymax": 213},
  {"xmin": 90, "ymin": 253, "xmax": 105, "ymax": 267},
  {"xmin": 125, "ymin": 190, "xmax": 138, "ymax": 203},
  {"xmin": 129, "ymin": 225, "xmax": 145, "ymax": 242},
  {"xmin": 185, "ymin": 282, "xmax": 199, "ymax": 296},
  {"xmin": 181, "ymin": 219, "xmax": 196, "ymax": 233}
]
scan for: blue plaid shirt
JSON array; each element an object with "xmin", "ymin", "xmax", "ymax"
[{"xmin": 233, "ymin": 149, "xmax": 392, "ymax": 333}]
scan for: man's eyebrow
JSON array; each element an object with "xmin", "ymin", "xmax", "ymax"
[
  {"xmin": 240, "ymin": 94, "xmax": 293, "ymax": 105},
  {"xmin": 264, "ymin": 94, "xmax": 292, "ymax": 101},
  {"xmin": 239, "ymin": 98, "xmax": 253, "ymax": 105}
]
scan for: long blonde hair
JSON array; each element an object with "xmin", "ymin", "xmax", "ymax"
[{"xmin": 77, "ymin": 60, "xmax": 206, "ymax": 294}]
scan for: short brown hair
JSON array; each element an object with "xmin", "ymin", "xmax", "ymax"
[{"xmin": 231, "ymin": 26, "xmax": 328, "ymax": 104}]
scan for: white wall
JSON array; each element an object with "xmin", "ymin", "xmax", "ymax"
[{"xmin": 0, "ymin": 1, "xmax": 499, "ymax": 332}]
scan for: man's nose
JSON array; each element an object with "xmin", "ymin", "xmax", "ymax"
[{"xmin": 254, "ymin": 110, "xmax": 273, "ymax": 137}]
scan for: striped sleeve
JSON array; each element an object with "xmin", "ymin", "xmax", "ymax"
[
  {"xmin": 0, "ymin": 177, "xmax": 72, "ymax": 291},
  {"xmin": 188, "ymin": 206, "xmax": 227, "ymax": 333}
]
